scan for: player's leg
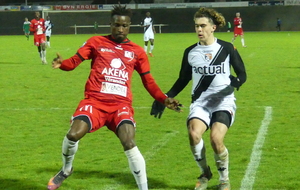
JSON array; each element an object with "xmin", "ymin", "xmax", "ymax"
[
  {"xmin": 25, "ymin": 31, "xmax": 29, "ymax": 40},
  {"xmin": 41, "ymin": 43, "xmax": 47, "ymax": 64},
  {"xmin": 240, "ymin": 35, "xmax": 246, "ymax": 47},
  {"xmin": 37, "ymin": 45, "xmax": 43, "ymax": 63},
  {"xmin": 46, "ymin": 36, "xmax": 51, "ymax": 48},
  {"xmin": 188, "ymin": 118, "xmax": 212, "ymax": 190},
  {"xmin": 40, "ymin": 35, "xmax": 47, "ymax": 64},
  {"xmin": 148, "ymin": 39, "xmax": 154, "ymax": 57},
  {"xmin": 144, "ymin": 34, "xmax": 149, "ymax": 53},
  {"xmin": 144, "ymin": 41, "xmax": 148, "ymax": 53},
  {"xmin": 231, "ymin": 34, "xmax": 236, "ymax": 44},
  {"xmin": 47, "ymin": 118, "xmax": 90, "ymax": 190},
  {"xmin": 117, "ymin": 121, "xmax": 148, "ymax": 190},
  {"xmin": 188, "ymin": 104, "xmax": 212, "ymax": 190},
  {"xmin": 210, "ymin": 111, "xmax": 232, "ymax": 190},
  {"xmin": 48, "ymin": 99, "xmax": 100, "ymax": 190}
]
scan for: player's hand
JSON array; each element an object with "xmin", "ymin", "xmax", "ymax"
[
  {"xmin": 52, "ymin": 52, "xmax": 63, "ymax": 69},
  {"xmin": 150, "ymin": 98, "xmax": 182, "ymax": 119},
  {"xmin": 164, "ymin": 97, "xmax": 182, "ymax": 113},
  {"xmin": 229, "ymin": 75, "xmax": 241, "ymax": 90},
  {"xmin": 150, "ymin": 100, "xmax": 165, "ymax": 119}
]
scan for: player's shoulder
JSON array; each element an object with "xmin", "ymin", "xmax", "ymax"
[
  {"xmin": 216, "ymin": 39, "xmax": 234, "ymax": 49},
  {"xmin": 87, "ymin": 35, "xmax": 104, "ymax": 43},
  {"xmin": 185, "ymin": 42, "xmax": 198, "ymax": 53},
  {"xmin": 126, "ymin": 40, "xmax": 144, "ymax": 51}
]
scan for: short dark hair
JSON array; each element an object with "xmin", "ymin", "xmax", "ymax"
[{"xmin": 111, "ymin": 4, "xmax": 133, "ymax": 18}]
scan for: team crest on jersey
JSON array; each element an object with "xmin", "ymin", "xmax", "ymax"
[
  {"xmin": 204, "ymin": 53, "xmax": 212, "ymax": 62},
  {"xmin": 124, "ymin": 51, "xmax": 134, "ymax": 59}
]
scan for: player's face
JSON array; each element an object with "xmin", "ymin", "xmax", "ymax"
[
  {"xmin": 236, "ymin": 12, "xmax": 240, "ymax": 17},
  {"xmin": 146, "ymin": 12, "xmax": 150, "ymax": 17},
  {"xmin": 194, "ymin": 17, "xmax": 216, "ymax": 45},
  {"xmin": 110, "ymin": 15, "xmax": 131, "ymax": 43},
  {"xmin": 35, "ymin": 12, "xmax": 40, "ymax": 19}
]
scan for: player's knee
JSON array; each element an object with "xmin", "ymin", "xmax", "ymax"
[
  {"xmin": 210, "ymin": 137, "xmax": 225, "ymax": 152},
  {"xmin": 66, "ymin": 132, "xmax": 81, "ymax": 142},
  {"xmin": 67, "ymin": 119, "xmax": 90, "ymax": 141},
  {"xmin": 117, "ymin": 121, "xmax": 136, "ymax": 150},
  {"xmin": 122, "ymin": 140, "xmax": 136, "ymax": 150},
  {"xmin": 187, "ymin": 124, "xmax": 204, "ymax": 145}
]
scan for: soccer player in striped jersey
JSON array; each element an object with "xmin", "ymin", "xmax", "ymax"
[
  {"xmin": 140, "ymin": 12, "xmax": 156, "ymax": 57},
  {"xmin": 44, "ymin": 16, "xmax": 53, "ymax": 48},
  {"xmin": 150, "ymin": 7, "xmax": 247, "ymax": 190},
  {"xmin": 47, "ymin": 4, "xmax": 181, "ymax": 190}
]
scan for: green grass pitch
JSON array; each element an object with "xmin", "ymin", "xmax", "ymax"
[{"xmin": 0, "ymin": 31, "xmax": 300, "ymax": 190}]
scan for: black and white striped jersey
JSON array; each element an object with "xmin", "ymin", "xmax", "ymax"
[
  {"xmin": 141, "ymin": 17, "xmax": 154, "ymax": 33},
  {"xmin": 166, "ymin": 38, "xmax": 246, "ymax": 103}
]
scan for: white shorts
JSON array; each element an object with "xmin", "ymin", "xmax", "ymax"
[
  {"xmin": 188, "ymin": 96, "xmax": 236, "ymax": 127},
  {"xmin": 45, "ymin": 30, "xmax": 52, "ymax": 37},
  {"xmin": 144, "ymin": 31, "xmax": 154, "ymax": 41}
]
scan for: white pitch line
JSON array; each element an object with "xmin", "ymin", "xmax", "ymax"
[
  {"xmin": 240, "ymin": 106, "xmax": 273, "ymax": 190},
  {"xmin": 101, "ymin": 130, "xmax": 179, "ymax": 189}
]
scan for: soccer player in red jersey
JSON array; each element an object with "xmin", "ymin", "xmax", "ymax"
[
  {"xmin": 47, "ymin": 4, "xmax": 182, "ymax": 190},
  {"xmin": 231, "ymin": 12, "xmax": 246, "ymax": 47},
  {"xmin": 30, "ymin": 12, "xmax": 47, "ymax": 64}
]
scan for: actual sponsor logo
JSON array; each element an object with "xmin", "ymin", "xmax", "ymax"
[{"xmin": 193, "ymin": 62, "xmax": 225, "ymax": 75}]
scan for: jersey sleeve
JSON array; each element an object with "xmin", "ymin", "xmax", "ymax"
[
  {"xmin": 29, "ymin": 20, "xmax": 35, "ymax": 32},
  {"xmin": 59, "ymin": 53, "xmax": 84, "ymax": 71},
  {"xmin": 140, "ymin": 73, "xmax": 167, "ymax": 104},
  {"xmin": 230, "ymin": 47, "xmax": 247, "ymax": 85},
  {"xmin": 60, "ymin": 37, "xmax": 95, "ymax": 71},
  {"xmin": 166, "ymin": 48, "xmax": 192, "ymax": 97},
  {"xmin": 135, "ymin": 50, "xmax": 167, "ymax": 104},
  {"xmin": 77, "ymin": 37, "xmax": 95, "ymax": 60}
]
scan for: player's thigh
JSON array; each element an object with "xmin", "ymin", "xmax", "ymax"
[
  {"xmin": 211, "ymin": 98, "xmax": 236, "ymax": 127},
  {"xmin": 37, "ymin": 35, "xmax": 46, "ymax": 45},
  {"xmin": 46, "ymin": 31, "xmax": 51, "ymax": 37},
  {"xmin": 72, "ymin": 99, "xmax": 106, "ymax": 133},
  {"xmin": 187, "ymin": 116, "xmax": 208, "ymax": 145},
  {"xmin": 149, "ymin": 32, "xmax": 154, "ymax": 40},
  {"xmin": 187, "ymin": 103, "xmax": 210, "ymax": 132},
  {"xmin": 144, "ymin": 35, "xmax": 149, "ymax": 42}
]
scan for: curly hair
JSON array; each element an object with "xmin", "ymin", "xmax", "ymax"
[
  {"xmin": 194, "ymin": 7, "xmax": 226, "ymax": 28},
  {"xmin": 111, "ymin": 4, "xmax": 133, "ymax": 19}
]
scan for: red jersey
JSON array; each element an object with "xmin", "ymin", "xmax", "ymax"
[
  {"xmin": 233, "ymin": 17, "xmax": 244, "ymax": 36},
  {"xmin": 60, "ymin": 35, "xmax": 167, "ymax": 106},
  {"xmin": 30, "ymin": 18, "xmax": 45, "ymax": 36},
  {"xmin": 233, "ymin": 17, "xmax": 242, "ymax": 28}
]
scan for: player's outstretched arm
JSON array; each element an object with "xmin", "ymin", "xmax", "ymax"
[
  {"xmin": 52, "ymin": 52, "xmax": 63, "ymax": 69},
  {"xmin": 150, "ymin": 98, "xmax": 182, "ymax": 119}
]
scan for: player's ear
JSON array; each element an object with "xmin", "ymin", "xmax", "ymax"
[{"xmin": 212, "ymin": 25, "xmax": 216, "ymax": 32}]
